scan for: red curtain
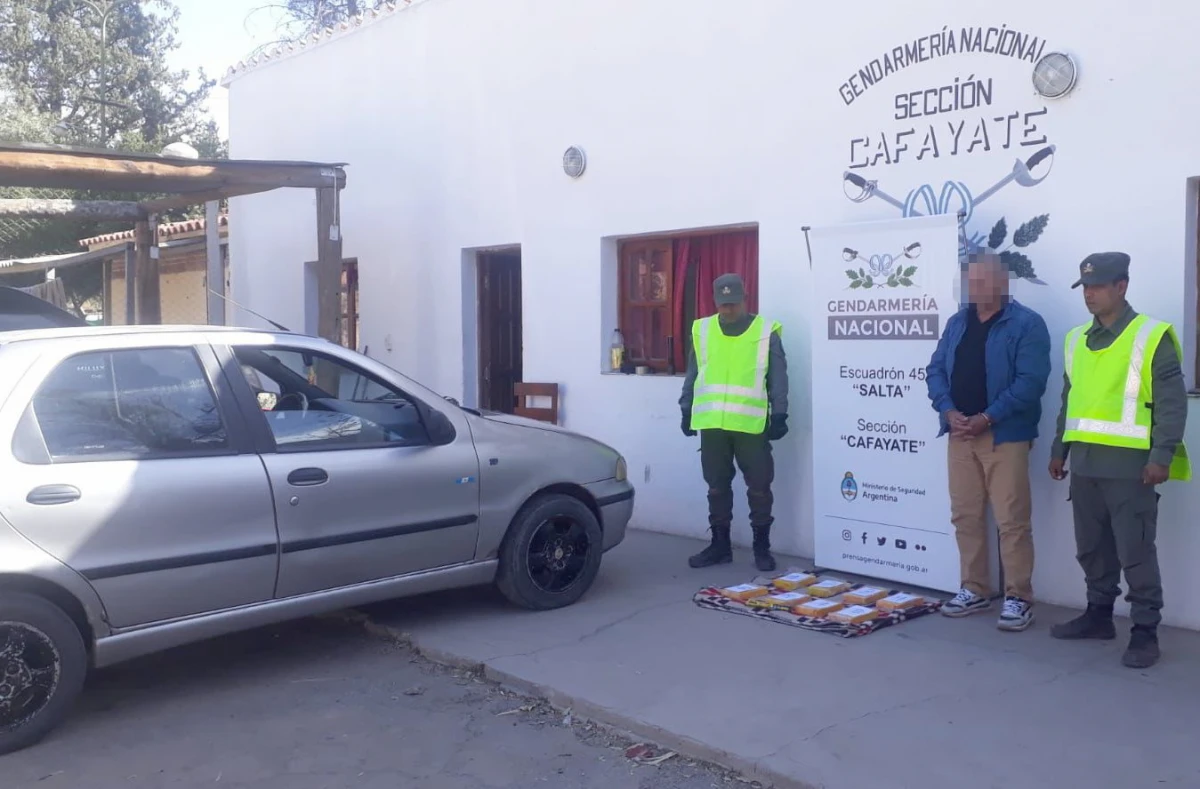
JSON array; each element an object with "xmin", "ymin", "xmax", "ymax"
[
  {"xmin": 671, "ymin": 237, "xmax": 691, "ymax": 371},
  {"xmin": 695, "ymin": 230, "xmax": 759, "ymax": 317},
  {"xmin": 671, "ymin": 229, "xmax": 759, "ymax": 371}
]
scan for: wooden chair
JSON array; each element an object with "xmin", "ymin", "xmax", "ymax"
[{"xmin": 514, "ymin": 382, "xmax": 559, "ymax": 425}]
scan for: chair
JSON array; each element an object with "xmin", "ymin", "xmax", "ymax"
[{"xmin": 514, "ymin": 382, "xmax": 559, "ymax": 425}]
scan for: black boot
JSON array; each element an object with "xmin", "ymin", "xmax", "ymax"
[
  {"xmin": 751, "ymin": 525, "xmax": 776, "ymax": 572},
  {"xmin": 1122, "ymin": 625, "xmax": 1161, "ymax": 669},
  {"xmin": 1049, "ymin": 604, "xmax": 1116, "ymax": 640},
  {"xmin": 688, "ymin": 525, "xmax": 732, "ymax": 568}
]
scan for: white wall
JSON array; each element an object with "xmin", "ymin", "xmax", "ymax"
[{"xmin": 226, "ymin": 0, "xmax": 1200, "ymax": 628}]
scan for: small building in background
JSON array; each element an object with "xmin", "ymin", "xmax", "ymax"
[{"xmin": 80, "ymin": 214, "xmax": 229, "ymax": 326}]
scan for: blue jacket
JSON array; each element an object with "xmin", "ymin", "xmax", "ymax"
[{"xmin": 925, "ymin": 299, "xmax": 1051, "ymax": 444}]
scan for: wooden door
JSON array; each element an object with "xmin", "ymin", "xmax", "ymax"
[{"xmin": 478, "ymin": 251, "xmax": 523, "ymax": 413}]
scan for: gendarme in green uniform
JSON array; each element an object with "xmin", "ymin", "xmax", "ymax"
[
  {"xmin": 680, "ymin": 273, "xmax": 789, "ymax": 572},
  {"xmin": 1049, "ymin": 252, "xmax": 1189, "ymax": 669}
]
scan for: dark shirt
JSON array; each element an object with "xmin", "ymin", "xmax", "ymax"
[
  {"xmin": 949, "ymin": 305, "xmax": 1001, "ymax": 416},
  {"xmin": 679, "ymin": 313, "xmax": 788, "ymax": 415},
  {"xmin": 1051, "ymin": 304, "xmax": 1189, "ymax": 479}
]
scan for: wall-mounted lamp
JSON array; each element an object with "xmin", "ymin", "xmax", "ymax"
[
  {"xmin": 1032, "ymin": 52, "xmax": 1078, "ymax": 99},
  {"xmin": 563, "ymin": 146, "xmax": 587, "ymax": 178}
]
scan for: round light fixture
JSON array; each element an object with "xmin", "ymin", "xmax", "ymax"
[
  {"xmin": 160, "ymin": 141, "xmax": 200, "ymax": 159},
  {"xmin": 1032, "ymin": 52, "xmax": 1077, "ymax": 99},
  {"xmin": 563, "ymin": 146, "xmax": 587, "ymax": 178}
]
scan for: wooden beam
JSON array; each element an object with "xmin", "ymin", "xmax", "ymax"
[
  {"xmin": 135, "ymin": 218, "xmax": 161, "ymax": 325},
  {"xmin": 0, "ymin": 198, "xmax": 144, "ymax": 221},
  {"xmin": 315, "ymin": 187, "xmax": 343, "ymax": 347},
  {"xmin": 0, "ymin": 149, "xmax": 346, "ymax": 193},
  {"xmin": 205, "ymin": 201, "xmax": 225, "ymax": 326},
  {"xmin": 140, "ymin": 184, "xmax": 270, "ymax": 213}
]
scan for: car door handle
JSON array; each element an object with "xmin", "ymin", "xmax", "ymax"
[
  {"xmin": 26, "ymin": 485, "xmax": 81, "ymax": 506},
  {"xmin": 287, "ymin": 468, "xmax": 328, "ymax": 487}
]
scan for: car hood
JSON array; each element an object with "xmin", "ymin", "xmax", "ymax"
[
  {"xmin": 463, "ymin": 410, "xmax": 622, "ymax": 483},
  {"xmin": 478, "ymin": 411, "xmax": 577, "ymax": 435}
]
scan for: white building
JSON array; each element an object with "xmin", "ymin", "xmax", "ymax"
[{"xmin": 223, "ymin": 0, "xmax": 1200, "ymax": 628}]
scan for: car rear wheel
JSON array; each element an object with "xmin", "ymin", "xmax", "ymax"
[
  {"xmin": 0, "ymin": 593, "xmax": 88, "ymax": 755},
  {"xmin": 497, "ymin": 494, "xmax": 604, "ymax": 611}
]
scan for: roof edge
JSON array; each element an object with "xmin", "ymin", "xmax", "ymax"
[{"xmin": 222, "ymin": 0, "xmax": 429, "ymax": 86}]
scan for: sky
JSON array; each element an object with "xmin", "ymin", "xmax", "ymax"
[{"xmin": 167, "ymin": 0, "xmax": 287, "ymax": 138}]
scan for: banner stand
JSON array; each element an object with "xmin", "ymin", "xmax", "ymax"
[{"xmin": 806, "ymin": 213, "xmax": 963, "ymax": 594}]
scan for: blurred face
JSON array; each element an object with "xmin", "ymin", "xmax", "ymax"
[
  {"xmin": 717, "ymin": 300, "xmax": 747, "ymax": 321},
  {"xmin": 966, "ymin": 256, "xmax": 1007, "ymax": 306},
  {"xmin": 1082, "ymin": 279, "xmax": 1128, "ymax": 316}
]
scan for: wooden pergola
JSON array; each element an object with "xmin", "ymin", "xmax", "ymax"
[{"xmin": 0, "ymin": 142, "xmax": 347, "ymax": 340}]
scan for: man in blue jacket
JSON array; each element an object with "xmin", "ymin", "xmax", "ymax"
[{"xmin": 926, "ymin": 251, "xmax": 1051, "ymax": 631}]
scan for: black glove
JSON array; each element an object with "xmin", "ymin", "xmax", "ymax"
[
  {"xmin": 681, "ymin": 411, "xmax": 697, "ymax": 437},
  {"xmin": 767, "ymin": 414, "xmax": 789, "ymax": 441}
]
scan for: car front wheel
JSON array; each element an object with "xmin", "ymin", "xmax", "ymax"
[
  {"xmin": 497, "ymin": 494, "xmax": 604, "ymax": 611},
  {"xmin": 0, "ymin": 593, "xmax": 88, "ymax": 755}
]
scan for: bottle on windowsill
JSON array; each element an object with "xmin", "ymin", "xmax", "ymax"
[{"xmin": 610, "ymin": 328, "xmax": 625, "ymax": 372}]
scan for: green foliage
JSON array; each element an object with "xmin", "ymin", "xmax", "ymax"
[
  {"xmin": 0, "ymin": 0, "xmax": 215, "ymax": 147},
  {"xmin": 262, "ymin": 1, "xmax": 386, "ymax": 43},
  {"xmin": 0, "ymin": 0, "xmax": 226, "ymax": 314},
  {"xmin": 845, "ymin": 264, "xmax": 917, "ymax": 290}
]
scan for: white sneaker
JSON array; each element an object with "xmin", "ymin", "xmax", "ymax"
[
  {"xmin": 997, "ymin": 596, "xmax": 1034, "ymax": 632},
  {"xmin": 941, "ymin": 588, "xmax": 990, "ymax": 618}
]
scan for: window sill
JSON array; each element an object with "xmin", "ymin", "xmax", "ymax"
[{"xmin": 599, "ymin": 371, "xmax": 685, "ymax": 378}]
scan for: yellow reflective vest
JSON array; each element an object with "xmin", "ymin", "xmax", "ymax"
[
  {"xmin": 689, "ymin": 315, "xmax": 781, "ymax": 434},
  {"xmin": 1062, "ymin": 313, "xmax": 1191, "ymax": 481}
]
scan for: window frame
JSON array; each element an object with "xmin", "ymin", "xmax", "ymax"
[
  {"xmin": 616, "ymin": 227, "xmax": 760, "ymax": 374},
  {"xmin": 13, "ymin": 344, "xmax": 244, "ymax": 466},
  {"xmin": 224, "ymin": 344, "xmax": 435, "ymax": 455},
  {"xmin": 617, "ymin": 237, "xmax": 675, "ymax": 372}
]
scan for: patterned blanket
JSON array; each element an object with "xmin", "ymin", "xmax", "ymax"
[{"xmin": 693, "ymin": 576, "xmax": 944, "ymax": 638}]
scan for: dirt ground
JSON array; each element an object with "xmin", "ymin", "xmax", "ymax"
[{"xmin": 4, "ymin": 614, "xmax": 765, "ymax": 789}]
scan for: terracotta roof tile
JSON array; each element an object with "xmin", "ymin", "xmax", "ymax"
[
  {"xmin": 222, "ymin": 0, "xmax": 422, "ymax": 85},
  {"xmin": 79, "ymin": 214, "xmax": 228, "ymax": 247}
]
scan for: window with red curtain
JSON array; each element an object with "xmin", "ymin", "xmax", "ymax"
[{"xmin": 618, "ymin": 227, "xmax": 758, "ymax": 373}]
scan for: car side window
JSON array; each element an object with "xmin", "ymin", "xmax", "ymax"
[
  {"xmin": 232, "ymin": 346, "xmax": 430, "ymax": 451},
  {"xmin": 21, "ymin": 347, "xmax": 230, "ymax": 464}
]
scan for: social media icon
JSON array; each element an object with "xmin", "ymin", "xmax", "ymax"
[
  {"xmin": 841, "ymin": 529, "xmax": 852, "ymax": 542},
  {"xmin": 861, "ymin": 532, "xmax": 868, "ymax": 544},
  {"xmin": 894, "ymin": 539, "xmax": 907, "ymax": 550},
  {"xmin": 876, "ymin": 536, "xmax": 886, "ymax": 546}
]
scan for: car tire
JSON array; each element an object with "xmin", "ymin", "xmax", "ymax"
[
  {"xmin": 0, "ymin": 593, "xmax": 88, "ymax": 756},
  {"xmin": 497, "ymin": 494, "xmax": 604, "ymax": 611}
]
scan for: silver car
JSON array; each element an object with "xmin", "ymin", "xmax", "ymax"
[{"xmin": 0, "ymin": 326, "xmax": 633, "ymax": 754}]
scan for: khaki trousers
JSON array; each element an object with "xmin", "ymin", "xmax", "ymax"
[{"xmin": 947, "ymin": 433, "xmax": 1035, "ymax": 601}]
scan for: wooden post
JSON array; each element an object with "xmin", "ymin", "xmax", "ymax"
[
  {"xmin": 124, "ymin": 242, "xmax": 136, "ymax": 325},
  {"xmin": 205, "ymin": 201, "xmax": 224, "ymax": 325},
  {"xmin": 135, "ymin": 216, "xmax": 161, "ymax": 324},
  {"xmin": 102, "ymin": 258, "xmax": 112, "ymax": 325},
  {"xmin": 315, "ymin": 187, "xmax": 343, "ymax": 345}
]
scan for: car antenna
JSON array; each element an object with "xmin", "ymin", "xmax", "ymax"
[{"xmin": 207, "ymin": 287, "xmax": 291, "ymax": 333}]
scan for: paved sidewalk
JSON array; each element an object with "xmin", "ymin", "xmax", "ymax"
[{"xmin": 364, "ymin": 530, "xmax": 1200, "ymax": 789}]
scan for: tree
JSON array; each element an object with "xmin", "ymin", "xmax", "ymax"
[
  {"xmin": 0, "ymin": 1, "xmax": 216, "ymax": 148},
  {"xmin": 255, "ymin": 0, "xmax": 386, "ymax": 46},
  {"xmin": 0, "ymin": 1, "xmax": 225, "ymax": 314}
]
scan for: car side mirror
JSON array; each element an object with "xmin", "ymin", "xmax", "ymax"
[
  {"xmin": 422, "ymin": 406, "xmax": 457, "ymax": 446},
  {"xmin": 443, "ymin": 395, "xmax": 460, "ymax": 406}
]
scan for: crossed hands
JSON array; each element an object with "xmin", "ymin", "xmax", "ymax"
[{"xmin": 945, "ymin": 410, "xmax": 988, "ymax": 440}]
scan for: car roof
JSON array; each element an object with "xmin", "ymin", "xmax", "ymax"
[{"xmin": 0, "ymin": 324, "xmax": 312, "ymax": 346}]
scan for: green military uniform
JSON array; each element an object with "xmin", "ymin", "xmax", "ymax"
[
  {"xmin": 1051, "ymin": 252, "xmax": 1189, "ymax": 668},
  {"xmin": 680, "ymin": 274, "xmax": 789, "ymax": 572}
]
